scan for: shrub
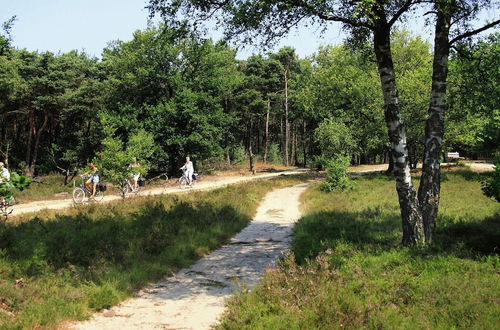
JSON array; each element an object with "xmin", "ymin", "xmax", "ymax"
[
  {"xmin": 319, "ymin": 155, "xmax": 354, "ymax": 192},
  {"xmin": 481, "ymin": 159, "xmax": 499, "ymax": 202},
  {"xmin": 232, "ymin": 145, "xmax": 247, "ymax": 164},
  {"xmin": 267, "ymin": 144, "xmax": 283, "ymax": 164}
]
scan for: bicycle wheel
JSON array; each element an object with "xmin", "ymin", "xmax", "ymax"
[
  {"xmin": 93, "ymin": 189, "xmax": 104, "ymax": 202},
  {"xmin": 179, "ymin": 176, "xmax": 187, "ymax": 188},
  {"xmin": 6, "ymin": 196, "xmax": 15, "ymax": 206},
  {"xmin": 72, "ymin": 187, "xmax": 86, "ymax": 204},
  {"xmin": 133, "ymin": 184, "xmax": 142, "ymax": 195}
]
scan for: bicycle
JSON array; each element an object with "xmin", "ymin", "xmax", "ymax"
[
  {"xmin": 72, "ymin": 175, "xmax": 105, "ymax": 204},
  {"xmin": 120, "ymin": 176, "xmax": 143, "ymax": 197},
  {"xmin": 179, "ymin": 168, "xmax": 199, "ymax": 189},
  {"xmin": 0, "ymin": 195, "xmax": 15, "ymax": 220}
]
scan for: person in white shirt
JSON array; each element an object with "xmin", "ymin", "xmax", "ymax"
[
  {"xmin": 0, "ymin": 162, "xmax": 10, "ymax": 183},
  {"xmin": 180, "ymin": 156, "xmax": 194, "ymax": 185},
  {"xmin": 129, "ymin": 157, "xmax": 141, "ymax": 191}
]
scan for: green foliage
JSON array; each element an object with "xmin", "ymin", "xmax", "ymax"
[
  {"xmin": 315, "ymin": 118, "xmax": 355, "ymax": 192},
  {"xmin": 0, "ymin": 172, "xmax": 32, "ymax": 200},
  {"xmin": 447, "ymin": 33, "xmax": 500, "ymax": 155},
  {"xmin": 267, "ymin": 143, "xmax": 282, "ymax": 164},
  {"xmin": 231, "ymin": 145, "xmax": 247, "ymax": 164},
  {"xmin": 319, "ymin": 155, "xmax": 354, "ymax": 192},
  {"xmin": 95, "ymin": 127, "xmax": 155, "ymax": 197},
  {"xmin": 218, "ymin": 172, "xmax": 500, "ymax": 329},
  {"xmin": 482, "ymin": 159, "xmax": 500, "ymax": 202},
  {"xmin": 315, "ymin": 118, "xmax": 356, "ymax": 158}
]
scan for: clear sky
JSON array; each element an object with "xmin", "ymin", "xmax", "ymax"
[{"xmin": 0, "ymin": 0, "xmax": 497, "ymax": 60}]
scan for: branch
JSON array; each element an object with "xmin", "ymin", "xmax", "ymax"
[
  {"xmin": 451, "ymin": 45, "xmax": 474, "ymax": 60},
  {"xmin": 388, "ymin": 0, "xmax": 422, "ymax": 27},
  {"xmin": 450, "ymin": 19, "xmax": 500, "ymax": 45},
  {"xmin": 285, "ymin": 0, "xmax": 373, "ymax": 29}
]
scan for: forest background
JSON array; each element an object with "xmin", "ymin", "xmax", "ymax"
[{"xmin": 0, "ymin": 18, "xmax": 498, "ymax": 180}]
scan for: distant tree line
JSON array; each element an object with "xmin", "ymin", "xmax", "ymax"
[{"xmin": 0, "ymin": 22, "xmax": 498, "ymax": 180}]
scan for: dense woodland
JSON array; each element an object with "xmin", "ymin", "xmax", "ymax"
[{"xmin": 0, "ymin": 22, "xmax": 497, "ymax": 179}]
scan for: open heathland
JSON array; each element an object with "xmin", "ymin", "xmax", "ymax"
[
  {"xmin": 218, "ymin": 170, "xmax": 500, "ymax": 329},
  {"xmin": 0, "ymin": 174, "xmax": 310, "ymax": 329}
]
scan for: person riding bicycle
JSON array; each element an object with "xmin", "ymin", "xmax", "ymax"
[
  {"xmin": 0, "ymin": 162, "xmax": 11, "ymax": 204},
  {"xmin": 129, "ymin": 157, "xmax": 141, "ymax": 191},
  {"xmin": 83, "ymin": 161, "xmax": 99, "ymax": 199},
  {"xmin": 0, "ymin": 162, "xmax": 10, "ymax": 183},
  {"xmin": 180, "ymin": 156, "xmax": 194, "ymax": 185}
]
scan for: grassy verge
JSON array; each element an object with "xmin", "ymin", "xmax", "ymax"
[
  {"xmin": 218, "ymin": 171, "xmax": 500, "ymax": 329},
  {"xmin": 0, "ymin": 174, "xmax": 310, "ymax": 329},
  {"xmin": 13, "ymin": 174, "xmax": 74, "ymax": 203}
]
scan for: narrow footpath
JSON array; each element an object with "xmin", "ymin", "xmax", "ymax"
[
  {"xmin": 11, "ymin": 169, "xmax": 309, "ymax": 217},
  {"xmin": 71, "ymin": 182, "xmax": 310, "ymax": 330}
]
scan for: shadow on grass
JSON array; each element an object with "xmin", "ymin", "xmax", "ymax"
[
  {"xmin": 0, "ymin": 200, "xmax": 251, "ymax": 277},
  {"xmin": 293, "ymin": 210, "xmax": 500, "ymax": 264}
]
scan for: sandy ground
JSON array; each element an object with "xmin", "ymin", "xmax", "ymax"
[{"xmin": 70, "ymin": 182, "xmax": 311, "ymax": 330}]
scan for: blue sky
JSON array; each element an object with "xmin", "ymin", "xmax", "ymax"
[
  {"xmin": 0, "ymin": 0, "xmax": 349, "ymax": 59},
  {"xmin": 1, "ymin": 1, "xmax": 497, "ymax": 60}
]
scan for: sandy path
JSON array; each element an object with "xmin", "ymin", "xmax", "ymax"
[
  {"xmin": 10, "ymin": 169, "xmax": 309, "ymax": 217},
  {"xmin": 70, "ymin": 182, "xmax": 310, "ymax": 330}
]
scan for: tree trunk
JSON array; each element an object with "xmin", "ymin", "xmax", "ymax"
[
  {"xmin": 264, "ymin": 97, "xmax": 270, "ymax": 164},
  {"xmin": 290, "ymin": 123, "xmax": 296, "ymax": 166},
  {"xmin": 248, "ymin": 118, "xmax": 255, "ymax": 174},
  {"xmin": 302, "ymin": 120, "xmax": 307, "ymax": 167},
  {"xmin": 284, "ymin": 66, "xmax": 290, "ymax": 166},
  {"xmin": 249, "ymin": 144, "xmax": 255, "ymax": 174},
  {"xmin": 27, "ymin": 111, "xmax": 49, "ymax": 177},
  {"xmin": 25, "ymin": 111, "xmax": 35, "ymax": 174},
  {"xmin": 418, "ymin": 10, "xmax": 451, "ymax": 244},
  {"xmin": 373, "ymin": 16, "xmax": 424, "ymax": 246}
]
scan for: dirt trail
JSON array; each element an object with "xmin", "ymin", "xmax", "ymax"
[
  {"xmin": 70, "ymin": 182, "xmax": 310, "ymax": 330},
  {"xmin": 10, "ymin": 169, "xmax": 309, "ymax": 217}
]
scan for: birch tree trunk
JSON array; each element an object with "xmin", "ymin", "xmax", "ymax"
[
  {"xmin": 372, "ymin": 16, "xmax": 424, "ymax": 246},
  {"xmin": 418, "ymin": 10, "xmax": 451, "ymax": 243}
]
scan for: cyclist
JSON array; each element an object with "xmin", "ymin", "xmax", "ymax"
[
  {"xmin": 180, "ymin": 156, "xmax": 194, "ymax": 185},
  {"xmin": 129, "ymin": 157, "xmax": 141, "ymax": 191},
  {"xmin": 0, "ymin": 162, "xmax": 10, "ymax": 183},
  {"xmin": 0, "ymin": 162, "xmax": 11, "ymax": 204},
  {"xmin": 83, "ymin": 161, "xmax": 99, "ymax": 199}
]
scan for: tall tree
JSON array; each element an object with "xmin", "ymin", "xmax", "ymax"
[
  {"xmin": 148, "ymin": 0, "xmax": 500, "ymax": 245},
  {"xmin": 418, "ymin": 0, "xmax": 500, "ymax": 243},
  {"xmin": 148, "ymin": 0, "xmax": 425, "ymax": 244}
]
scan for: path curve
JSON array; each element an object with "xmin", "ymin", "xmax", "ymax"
[
  {"xmin": 11, "ymin": 169, "xmax": 309, "ymax": 217},
  {"xmin": 71, "ymin": 182, "xmax": 310, "ymax": 330}
]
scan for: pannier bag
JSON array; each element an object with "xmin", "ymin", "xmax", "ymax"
[
  {"xmin": 138, "ymin": 178, "xmax": 146, "ymax": 187},
  {"xmin": 98, "ymin": 183, "xmax": 107, "ymax": 192},
  {"xmin": 193, "ymin": 173, "xmax": 199, "ymax": 181}
]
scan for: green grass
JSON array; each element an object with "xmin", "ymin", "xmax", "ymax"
[
  {"xmin": 217, "ymin": 171, "xmax": 500, "ymax": 330},
  {"xmin": 13, "ymin": 174, "xmax": 74, "ymax": 203},
  {"xmin": 0, "ymin": 174, "xmax": 309, "ymax": 329}
]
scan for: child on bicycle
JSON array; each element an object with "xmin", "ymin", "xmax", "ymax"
[{"xmin": 83, "ymin": 161, "xmax": 99, "ymax": 199}]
